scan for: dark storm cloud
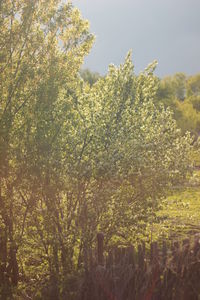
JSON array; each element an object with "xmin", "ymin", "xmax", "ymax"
[{"xmin": 72, "ymin": 0, "xmax": 200, "ymax": 77}]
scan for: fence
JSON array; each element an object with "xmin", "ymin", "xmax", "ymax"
[{"xmin": 79, "ymin": 233, "xmax": 200, "ymax": 300}]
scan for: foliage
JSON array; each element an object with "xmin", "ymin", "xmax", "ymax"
[
  {"xmin": 0, "ymin": 0, "xmax": 93, "ymax": 298},
  {"xmin": 0, "ymin": 1, "xmax": 195, "ymax": 299},
  {"xmin": 80, "ymin": 68, "xmax": 101, "ymax": 86},
  {"xmin": 156, "ymin": 73, "xmax": 200, "ymax": 138}
]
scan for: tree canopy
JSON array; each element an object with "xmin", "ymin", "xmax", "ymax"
[{"xmin": 0, "ymin": 1, "xmax": 195, "ymax": 299}]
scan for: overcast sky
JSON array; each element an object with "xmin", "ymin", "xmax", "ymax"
[{"xmin": 72, "ymin": 0, "xmax": 200, "ymax": 77}]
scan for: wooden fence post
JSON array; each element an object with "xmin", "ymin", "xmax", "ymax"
[
  {"xmin": 162, "ymin": 240, "xmax": 167, "ymax": 266},
  {"xmin": 150, "ymin": 241, "xmax": 158, "ymax": 263},
  {"xmin": 193, "ymin": 233, "xmax": 200, "ymax": 255},
  {"xmin": 97, "ymin": 232, "xmax": 104, "ymax": 266},
  {"xmin": 138, "ymin": 244, "xmax": 145, "ymax": 270}
]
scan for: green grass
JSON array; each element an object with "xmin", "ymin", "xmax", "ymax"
[{"xmin": 152, "ymin": 171, "xmax": 200, "ymax": 240}]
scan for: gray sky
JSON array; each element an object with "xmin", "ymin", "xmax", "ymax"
[{"xmin": 72, "ymin": 0, "xmax": 200, "ymax": 77}]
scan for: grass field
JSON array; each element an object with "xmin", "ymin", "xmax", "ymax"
[{"xmin": 152, "ymin": 170, "xmax": 200, "ymax": 241}]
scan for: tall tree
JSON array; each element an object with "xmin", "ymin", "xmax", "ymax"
[{"xmin": 0, "ymin": 1, "xmax": 93, "ymax": 298}]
